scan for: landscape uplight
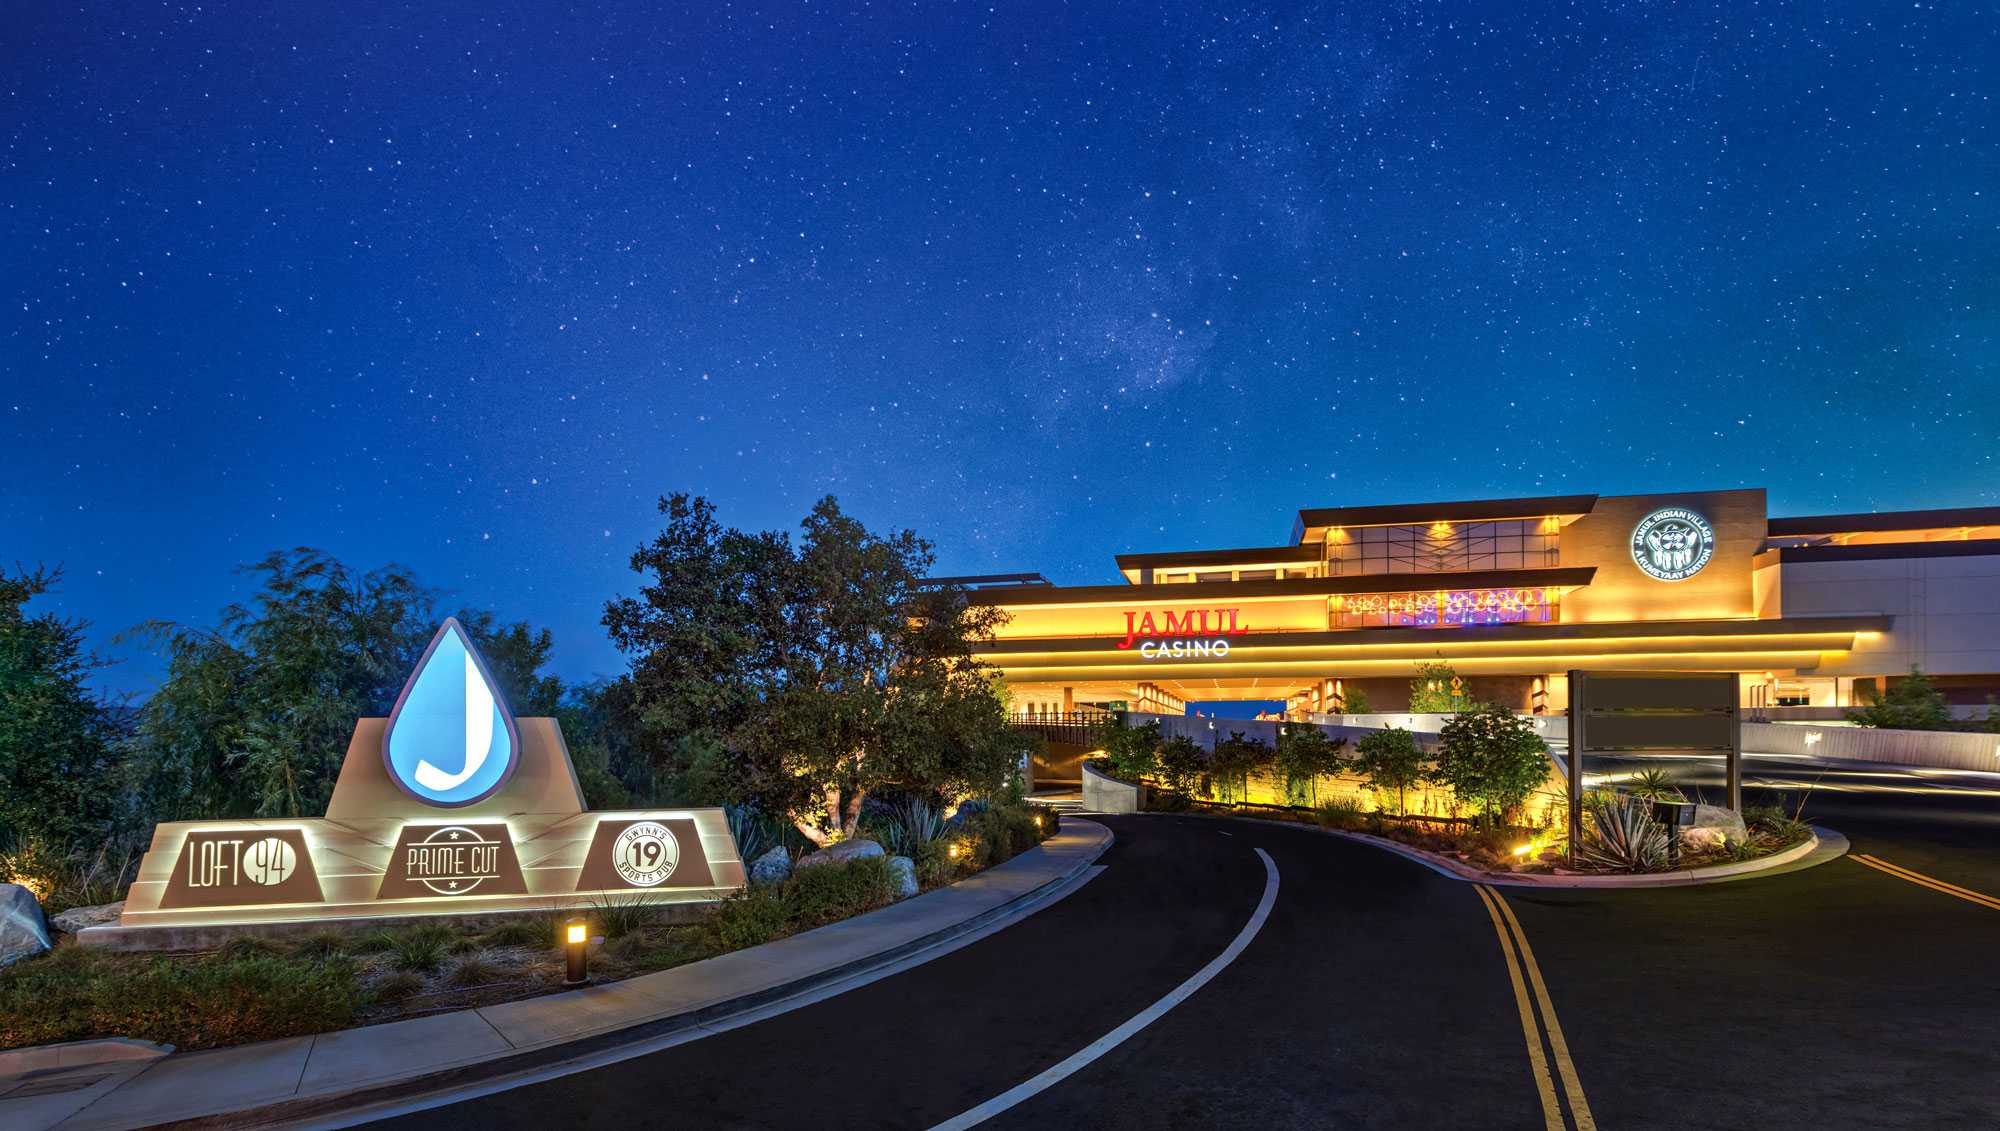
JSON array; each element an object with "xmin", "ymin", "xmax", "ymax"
[{"xmin": 563, "ymin": 916, "xmax": 589, "ymax": 985}]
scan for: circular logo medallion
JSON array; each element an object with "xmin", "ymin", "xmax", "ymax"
[
  {"xmin": 1631, "ymin": 507, "xmax": 1715, "ymax": 581},
  {"xmin": 612, "ymin": 821, "xmax": 680, "ymax": 887},
  {"xmin": 241, "ymin": 836, "xmax": 297, "ymax": 886}
]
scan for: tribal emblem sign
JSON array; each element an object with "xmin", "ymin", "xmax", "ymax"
[{"xmin": 1630, "ymin": 507, "xmax": 1715, "ymax": 582}]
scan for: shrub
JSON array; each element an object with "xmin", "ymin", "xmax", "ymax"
[
  {"xmin": 447, "ymin": 955, "xmax": 503, "ymax": 987},
  {"xmin": 1155, "ymin": 735, "xmax": 1208, "ymax": 797},
  {"xmin": 1576, "ymin": 794, "xmax": 1669, "ymax": 873},
  {"xmin": 0, "ymin": 838, "xmax": 138, "ymax": 915},
  {"xmin": 388, "ymin": 923, "xmax": 454, "ymax": 973},
  {"xmin": 480, "ymin": 920, "xmax": 550, "ymax": 949},
  {"xmin": 352, "ymin": 929, "xmax": 398, "ymax": 954},
  {"xmin": 0, "ymin": 947, "xmax": 365, "ymax": 1051},
  {"xmin": 217, "ymin": 935, "xmax": 283, "ymax": 961},
  {"xmin": 1337, "ymin": 685, "xmax": 1372, "ymax": 714},
  {"xmin": 290, "ymin": 932, "xmax": 348, "ymax": 960},
  {"xmin": 960, "ymin": 802, "xmax": 1045, "ymax": 868},
  {"xmin": 1314, "ymin": 798, "xmax": 1366, "ymax": 831},
  {"xmin": 1094, "ymin": 717, "xmax": 1162, "ymax": 781},
  {"xmin": 592, "ymin": 893, "xmax": 664, "ymax": 939},
  {"xmin": 1847, "ymin": 667, "xmax": 1953, "ymax": 730},
  {"xmin": 1352, "ymin": 728, "xmax": 1428, "ymax": 815},
  {"xmin": 708, "ymin": 885, "xmax": 789, "ymax": 951},
  {"xmin": 783, "ymin": 855, "xmax": 900, "ymax": 929},
  {"xmin": 1432, "ymin": 704, "xmax": 1551, "ymax": 829},
  {"xmin": 372, "ymin": 970, "xmax": 425, "ymax": 1002}
]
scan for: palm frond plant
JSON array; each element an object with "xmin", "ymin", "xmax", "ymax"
[{"xmin": 1575, "ymin": 793, "xmax": 1670, "ymax": 873}]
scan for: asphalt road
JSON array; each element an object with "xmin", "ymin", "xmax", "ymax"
[{"xmin": 372, "ymin": 754, "xmax": 2000, "ymax": 1131}]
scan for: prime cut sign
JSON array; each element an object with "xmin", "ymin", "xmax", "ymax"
[{"xmin": 1117, "ymin": 607, "xmax": 1249, "ymax": 659}]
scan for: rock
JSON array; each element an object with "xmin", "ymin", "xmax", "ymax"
[
  {"xmin": 794, "ymin": 837, "xmax": 884, "ymax": 872},
  {"xmin": 748, "ymin": 846, "xmax": 792, "ymax": 887},
  {"xmin": 51, "ymin": 900, "xmax": 124, "ymax": 935},
  {"xmin": 0, "ymin": 883, "xmax": 52, "ymax": 967},
  {"xmin": 885, "ymin": 855, "xmax": 919, "ymax": 899},
  {"xmin": 1681, "ymin": 804, "xmax": 1749, "ymax": 851}
]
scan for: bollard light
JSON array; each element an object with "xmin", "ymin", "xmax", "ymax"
[{"xmin": 563, "ymin": 916, "xmax": 589, "ymax": 985}]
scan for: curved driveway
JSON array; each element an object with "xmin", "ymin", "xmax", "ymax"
[{"xmin": 373, "ymin": 761, "xmax": 2000, "ymax": 1130}]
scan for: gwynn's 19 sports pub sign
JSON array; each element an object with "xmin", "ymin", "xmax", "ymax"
[{"xmin": 94, "ymin": 619, "xmax": 745, "ymax": 942}]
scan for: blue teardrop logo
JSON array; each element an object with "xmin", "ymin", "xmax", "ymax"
[{"xmin": 382, "ymin": 618, "xmax": 520, "ymax": 807}]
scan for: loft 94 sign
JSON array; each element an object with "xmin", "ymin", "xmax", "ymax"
[{"xmin": 1631, "ymin": 507, "xmax": 1715, "ymax": 581}]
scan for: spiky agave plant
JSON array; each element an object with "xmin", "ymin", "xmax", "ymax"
[
  {"xmin": 1576, "ymin": 793, "xmax": 1670, "ymax": 872},
  {"xmin": 883, "ymin": 796, "xmax": 947, "ymax": 856},
  {"xmin": 726, "ymin": 803, "xmax": 777, "ymax": 865},
  {"xmin": 1625, "ymin": 767, "xmax": 1685, "ymax": 803}
]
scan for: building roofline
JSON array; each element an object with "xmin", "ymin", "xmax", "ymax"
[
  {"xmin": 1767, "ymin": 506, "xmax": 2000, "ymax": 536},
  {"xmin": 1113, "ymin": 544, "xmax": 1322, "ymax": 571},
  {"xmin": 1764, "ymin": 538, "xmax": 2000, "ymax": 564},
  {"xmin": 965, "ymin": 566, "xmax": 1597, "ymax": 607},
  {"xmin": 1291, "ymin": 494, "xmax": 1599, "ymax": 541}
]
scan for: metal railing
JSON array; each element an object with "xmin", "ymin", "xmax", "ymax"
[{"xmin": 1008, "ymin": 712, "xmax": 1113, "ymax": 746}]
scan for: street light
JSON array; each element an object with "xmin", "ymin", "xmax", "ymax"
[{"xmin": 563, "ymin": 916, "xmax": 589, "ymax": 986}]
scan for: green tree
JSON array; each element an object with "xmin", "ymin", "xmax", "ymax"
[
  {"xmin": 608, "ymin": 495, "xmax": 1028, "ymax": 845},
  {"xmin": 1846, "ymin": 667, "xmax": 1952, "ymax": 731},
  {"xmin": 1092, "ymin": 715, "xmax": 1161, "ymax": 781},
  {"xmin": 1431, "ymin": 703, "xmax": 1551, "ymax": 829},
  {"xmin": 1352, "ymin": 727, "xmax": 1428, "ymax": 815},
  {"xmin": 1336, "ymin": 685, "xmax": 1371, "ymax": 714},
  {"xmin": 1209, "ymin": 731, "xmax": 1273, "ymax": 804},
  {"xmin": 1273, "ymin": 724, "xmax": 1347, "ymax": 805},
  {"xmin": 0, "ymin": 567, "xmax": 127, "ymax": 848},
  {"xmin": 1154, "ymin": 734, "xmax": 1208, "ymax": 797},
  {"xmin": 1409, "ymin": 660, "xmax": 1476, "ymax": 713},
  {"xmin": 128, "ymin": 549, "xmax": 563, "ymax": 819}
]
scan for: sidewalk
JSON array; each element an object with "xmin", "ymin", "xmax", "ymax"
[{"xmin": 2, "ymin": 820, "xmax": 1113, "ymax": 1131}]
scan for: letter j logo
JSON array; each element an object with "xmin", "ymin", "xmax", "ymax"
[{"xmin": 382, "ymin": 618, "xmax": 521, "ymax": 806}]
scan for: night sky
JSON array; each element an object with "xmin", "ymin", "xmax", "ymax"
[{"xmin": 7, "ymin": 3, "xmax": 1997, "ymax": 695}]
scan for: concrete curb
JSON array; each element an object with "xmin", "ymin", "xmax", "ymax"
[
  {"xmin": 24, "ymin": 821, "xmax": 1114, "ymax": 1131},
  {"xmin": 1146, "ymin": 810, "xmax": 1843, "ymax": 888}
]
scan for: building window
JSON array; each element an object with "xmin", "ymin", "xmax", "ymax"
[{"xmin": 1325, "ymin": 520, "xmax": 1560, "ymax": 576}]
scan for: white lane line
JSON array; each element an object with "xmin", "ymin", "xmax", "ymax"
[
  {"xmin": 282, "ymin": 865, "xmax": 1110, "ymax": 1130},
  {"xmin": 927, "ymin": 846, "xmax": 1281, "ymax": 1131}
]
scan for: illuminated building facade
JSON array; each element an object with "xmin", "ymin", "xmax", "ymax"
[{"xmin": 967, "ymin": 489, "xmax": 2000, "ymax": 720}]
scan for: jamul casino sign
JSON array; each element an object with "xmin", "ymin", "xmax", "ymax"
[
  {"xmin": 1117, "ymin": 607, "xmax": 1250, "ymax": 659},
  {"xmin": 89, "ymin": 619, "xmax": 746, "ymax": 948}
]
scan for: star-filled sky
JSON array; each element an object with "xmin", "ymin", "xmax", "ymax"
[{"xmin": 7, "ymin": 2, "xmax": 1997, "ymax": 695}]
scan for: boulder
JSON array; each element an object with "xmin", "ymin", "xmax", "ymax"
[
  {"xmin": 1681, "ymin": 804, "xmax": 1749, "ymax": 851},
  {"xmin": 794, "ymin": 837, "xmax": 884, "ymax": 872},
  {"xmin": 51, "ymin": 900, "xmax": 125, "ymax": 935},
  {"xmin": 885, "ymin": 855, "xmax": 919, "ymax": 899},
  {"xmin": 0, "ymin": 883, "xmax": 52, "ymax": 967},
  {"xmin": 748, "ymin": 846, "xmax": 792, "ymax": 887}
]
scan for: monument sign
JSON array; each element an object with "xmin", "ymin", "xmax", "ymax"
[{"xmin": 84, "ymin": 619, "xmax": 745, "ymax": 947}]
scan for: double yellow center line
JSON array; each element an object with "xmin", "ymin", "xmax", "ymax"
[
  {"xmin": 1850, "ymin": 853, "xmax": 2000, "ymax": 912},
  {"xmin": 1475, "ymin": 884, "xmax": 1597, "ymax": 1131}
]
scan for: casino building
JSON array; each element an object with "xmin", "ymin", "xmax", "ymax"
[{"xmin": 959, "ymin": 489, "xmax": 2000, "ymax": 721}]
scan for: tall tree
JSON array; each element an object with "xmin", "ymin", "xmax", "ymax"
[
  {"xmin": 608, "ymin": 494, "xmax": 1029, "ymax": 844},
  {"xmin": 128, "ymin": 549, "xmax": 563, "ymax": 819},
  {"xmin": 0, "ymin": 567, "xmax": 127, "ymax": 848}
]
